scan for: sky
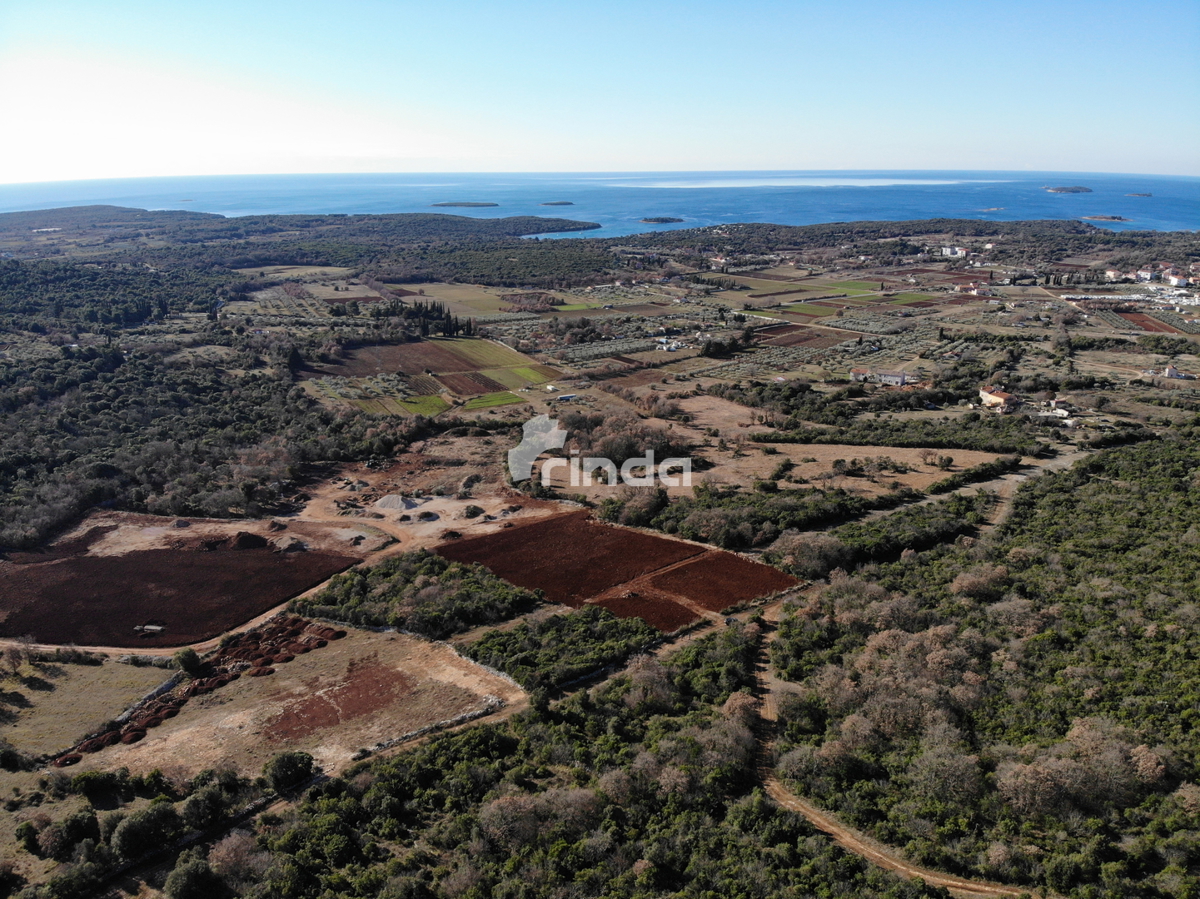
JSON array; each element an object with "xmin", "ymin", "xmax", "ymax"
[{"xmin": 1, "ymin": 0, "xmax": 1198, "ymax": 184}]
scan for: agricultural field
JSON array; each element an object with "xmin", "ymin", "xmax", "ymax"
[
  {"xmin": 70, "ymin": 628, "xmax": 523, "ymax": 777},
  {"xmin": 302, "ymin": 338, "xmax": 560, "ymax": 411},
  {"xmin": 436, "ymin": 510, "xmax": 797, "ymax": 629},
  {"xmin": 0, "ymin": 515, "xmax": 377, "ymax": 648},
  {"xmin": 779, "ymin": 302, "xmax": 839, "ymax": 316},
  {"xmin": 462, "ymin": 391, "xmax": 523, "ymax": 410}
]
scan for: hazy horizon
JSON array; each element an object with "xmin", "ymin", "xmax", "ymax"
[{"xmin": 2, "ymin": 0, "xmax": 1197, "ymax": 185}]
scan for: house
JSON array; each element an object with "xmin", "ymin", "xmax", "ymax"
[
  {"xmin": 877, "ymin": 371, "xmax": 911, "ymax": 387},
  {"xmin": 1167, "ymin": 274, "xmax": 1191, "ymax": 288},
  {"xmin": 850, "ymin": 368, "xmax": 871, "ymax": 382},
  {"xmin": 1105, "ymin": 269, "xmax": 1126, "ymax": 282},
  {"xmin": 980, "ymin": 386, "xmax": 1018, "ymax": 410}
]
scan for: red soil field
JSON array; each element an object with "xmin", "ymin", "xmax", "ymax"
[
  {"xmin": 436, "ymin": 511, "xmax": 797, "ymax": 628},
  {"xmin": 647, "ymin": 551, "xmax": 797, "ymax": 612},
  {"xmin": 264, "ymin": 658, "xmax": 415, "ymax": 742},
  {"xmin": 1118, "ymin": 313, "xmax": 1179, "ymax": 333},
  {"xmin": 302, "ymin": 340, "xmax": 477, "ymax": 378},
  {"xmin": 437, "ymin": 371, "xmax": 506, "ymax": 394},
  {"xmin": 435, "ymin": 511, "xmax": 705, "ymax": 606},
  {"xmin": 591, "ymin": 591, "xmax": 700, "ymax": 633},
  {"xmin": 0, "ymin": 548, "xmax": 359, "ymax": 647}
]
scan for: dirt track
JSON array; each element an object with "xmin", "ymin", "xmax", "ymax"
[{"xmin": 752, "ymin": 603, "xmax": 1039, "ymax": 899}]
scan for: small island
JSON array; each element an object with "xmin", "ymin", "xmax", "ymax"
[
  {"xmin": 1082, "ymin": 215, "xmax": 1130, "ymax": 222},
  {"xmin": 1044, "ymin": 186, "xmax": 1092, "ymax": 194},
  {"xmin": 431, "ymin": 202, "xmax": 499, "ymax": 208},
  {"xmin": 539, "ymin": 201, "xmax": 574, "ymax": 206},
  {"xmin": 1127, "ymin": 193, "xmax": 1153, "ymax": 197},
  {"xmin": 641, "ymin": 217, "xmax": 684, "ymax": 224}
]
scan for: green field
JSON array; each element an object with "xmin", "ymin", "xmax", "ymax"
[
  {"xmin": 395, "ymin": 395, "xmax": 452, "ymax": 416},
  {"xmin": 441, "ymin": 337, "xmax": 533, "ymax": 368},
  {"xmin": 481, "ymin": 365, "xmax": 556, "ymax": 389},
  {"xmin": 782, "ymin": 303, "xmax": 838, "ymax": 316},
  {"xmin": 889, "ymin": 293, "xmax": 936, "ymax": 305},
  {"xmin": 462, "ymin": 391, "xmax": 523, "ymax": 410}
]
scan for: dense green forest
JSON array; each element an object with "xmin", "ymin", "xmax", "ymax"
[
  {"xmin": 292, "ymin": 551, "xmax": 542, "ymax": 640},
  {"xmin": 768, "ymin": 433, "xmax": 1200, "ymax": 896}
]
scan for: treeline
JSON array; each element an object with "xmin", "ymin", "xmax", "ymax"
[
  {"xmin": 766, "ymin": 490, "xmax": 996, "ymax": 579},
  {"xmin": 608, "ymin": 481, "xmax": 925, "ymax": 550},
  {"xmin": 927, "ymin": 455, "xmax": 1022, "ymax": 493},
  {"xmin": 753, "ymin": 413, "xmax": 1051, "ymax": 455},
  {"xmin": 292, "ymin": 551, "xmax": 542, "ymax": 640}
]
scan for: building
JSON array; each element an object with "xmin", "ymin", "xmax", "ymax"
[{"xmin": 979, "ymin": 386, "xmax": 1019, "ymax": 411}]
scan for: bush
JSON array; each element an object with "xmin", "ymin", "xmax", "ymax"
[
  {"xmin": 163, "ymin": 859, "xmax": 225, "ymax": 899},
  {"xmin": 263, "ymin": 751, "xmax": 317, "ymax": 794}
]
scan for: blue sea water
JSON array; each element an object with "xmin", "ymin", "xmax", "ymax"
[{"xmin": 0, "ymin": 171, "xmax": 1196, "ymax": 237}]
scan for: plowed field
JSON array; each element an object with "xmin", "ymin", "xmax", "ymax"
[
  {"xmin": 436, "ymin": 511, "xmax": 704, "ymax": 606},
  {"xmin": 0, "ymin": 546, "xmax": 359, "ymax": 647},
  {"xmin": 436, "ymin": 511, "xmax": 797, "ymax": 630}
]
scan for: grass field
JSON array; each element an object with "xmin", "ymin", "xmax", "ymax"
[
  {"xmin": 3, "ymin": 662, "xmax": 170, "ymax": 758},
  {"xmin": 889, "ymin": 293, "xmax": 937, "ymax": 304},
  {"xmin": 782, "ymin": 303, "xmax": 839, "ymax": 316},
  {"xmin": 395, "ymin": 395, "xmax": 453, "ymax": 416},
  {"xmin": 462, "ymin": 391, "xmax": 524, "ymax": 410},
  {"xmin": 440, "ymin": 338, "xmax": 533, "ymax": 369}
]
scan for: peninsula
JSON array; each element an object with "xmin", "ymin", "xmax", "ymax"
[
  {"xmin": 431, "ymin": 202, "xmax": 499, "ymax": 208},
  {"xmin": 1044, "ymin": 185, "xmax": 1092, "ymax": 193}
]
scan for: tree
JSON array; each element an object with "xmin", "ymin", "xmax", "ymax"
[
  {"xmin": 164, "ymin": 858, "xmax": 225, "ymax": 899},
  {"xmin": 263, "ymin": 751, "xmax": 317, "ymax": 793}
]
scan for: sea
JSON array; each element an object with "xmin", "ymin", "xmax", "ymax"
[{"xmin": 0, "ymin": 171, "xmax": 1197, "ymax": 238}]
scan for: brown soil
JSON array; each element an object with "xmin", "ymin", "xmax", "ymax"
[
  {"xmin": 263, "ymin": 657, "xmax": 417, "ymax": 741},
  {"xmin": 436, "ymin": 511, "xmax": 795, "ymax": 627},
  {"xmin": 437, "ymin": 371, "xmax": 506, "ymax": 394},
  {"xmin": 435, "ymin": 511, "xmax": 706, "ymax": 606},
  {"xmin": 301, "ymin": 340, "xmax": 478, "ymax": 378},
  {"xmin": 1118, "ymin": 312, "xmax": 1179, "ymax": 333},
  {"xmin": 591, "ymin": 590, "xmax": 701, "ymax": 632},
  {"xmin": 647, "ymin": 552, "xmax": 797, "ymax": 612},
  {"xmin": 0, "ymin": 547, "xmax": 358, "ymax": 647}
]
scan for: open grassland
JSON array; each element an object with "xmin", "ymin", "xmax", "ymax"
[{"xmin": 2, "ymin": 662, "xmax": 169, "ymax": 758}]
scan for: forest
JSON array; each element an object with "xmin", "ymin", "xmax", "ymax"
[{"xmin": 768, "ymin": 432, "xmax": 1200, "ymax": 897}]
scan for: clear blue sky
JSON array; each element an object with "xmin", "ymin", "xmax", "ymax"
[{"xmin": 2, "ymin": 0, "xmax": 1197, "ymax": 183}]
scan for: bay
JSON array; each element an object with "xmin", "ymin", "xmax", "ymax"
[{"xmin": 0, "ymin": 170, "xmax": 1196, "ymax": 237}]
